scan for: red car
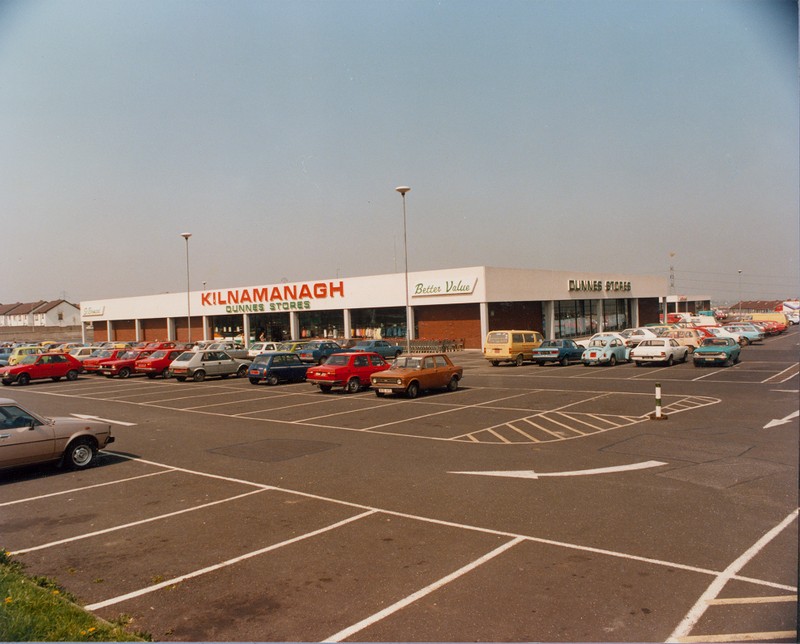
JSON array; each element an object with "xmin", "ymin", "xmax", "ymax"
[
  {"xmin": 82, "ymin": 349, "xmax": 129, "ymax": 374},
  {"xmin": 306, "ymin": 351, "xmax": 391, "ymax": 393},
  {"xmin": 135, "ymin": 349, "xmax": 185, "ymax": 379},
  {"xmin": 1, "ymin": 353, "xmax": 82, "ymax": 386},
  {"xmin": 97, "ymin": 350, "xmax": 153, "ymax": 378},
  {"xmin": 140, "ymin": 341, "xmax": 180, "ymax": 351}
]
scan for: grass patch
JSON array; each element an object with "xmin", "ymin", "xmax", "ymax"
[{"xmin": 0, "ymin": 549, "xmax": 147, "ymax": 641}]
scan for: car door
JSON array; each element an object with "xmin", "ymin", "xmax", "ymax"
[
  {"xmin": 202, "ymin": 351, "xmax": 224, "ymax": 377},
  {"xmin": 351, "ymin": 354, "xmax": 371, "ymax": 383},
  {"xmin": 0, "ymin": 405, "xmax": 56, "ymax": 467}
]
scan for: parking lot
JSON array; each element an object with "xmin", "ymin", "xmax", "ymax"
[{"xmin": 2, "ymin": 330, "xmax": 798, "ymax": 642}]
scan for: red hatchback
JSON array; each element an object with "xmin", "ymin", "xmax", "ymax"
[
  {"xmin": 306, "ymin": 351, "xmax": 391, "ymax": 393},
  {"xmin": 1, "ymin": 353, "xmax": 82, "ymax": 386},
  {"xmin": 82, "ymin": 349, "xmax": 128, "ymax": 374},
  {"xmin": 135, "ymin": 349, "xmax": 185, "ymax": 379}
]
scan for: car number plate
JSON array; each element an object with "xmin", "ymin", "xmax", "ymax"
[
  {"xmin": 173, "ymin": 368, "xmax": 187, "ymax": 374},
  {"xmin": 378, "ymin": 388, "xmax": 393, "ymax": 394},
  {"xmin": 589, "ymin": 352, "xmax": 597, "ymax": 358}
]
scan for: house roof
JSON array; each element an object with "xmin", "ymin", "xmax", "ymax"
[
  {"xmin": 34, "ymin": 299, "xmax": 78, "ymax": 313},
  {"xmin": 0, "ymin": 302, "xmax": 23, "ymax": 315}
]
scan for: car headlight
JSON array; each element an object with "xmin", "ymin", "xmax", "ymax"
[{"xmin": 396, "ymin": 379, "xmax": 402, "ymax": 385}]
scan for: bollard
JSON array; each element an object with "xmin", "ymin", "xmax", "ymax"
[{"xmin": 649, "ymin": 382, "xmax": 668, "ymax": 420}]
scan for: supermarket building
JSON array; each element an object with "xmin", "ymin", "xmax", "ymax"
[{"xmin": 80, "ymin": 266, "xmax": 669, "ymax": 349}]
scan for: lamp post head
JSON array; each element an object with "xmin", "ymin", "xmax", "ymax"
[
  {"xmin": 395, "ymin": 186, "xmax": 410, "ymax": 196},
  {"xmin": 181, "ymin": 232, "xmax": 192, "ymax": 240}
]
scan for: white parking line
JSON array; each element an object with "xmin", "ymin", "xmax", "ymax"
[
  {"xmin": 323, "ymin": 536, "xmax": 526, "ymax": 642},
  {"xmin": 11, "ymin": 489, "xmax": 268, "ymax": 555},
  {"xmin": 0, "ymin": 469, "xmax": 174, "ymax": 507},
  {"xmin": 84, "ymin": 509, "xmax": 377, "ymax": 611},
  {"xmin": 667, "ymin": 508, "xmax": 799, "ymax": 643}
]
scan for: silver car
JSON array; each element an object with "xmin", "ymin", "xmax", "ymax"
[
  {"xmin": 169, "ymin": 350, "xmax": 251, "ymax": 382},
  {"xmin": 0, "ymin": 398, "xmax": 115, "ymax": 470}
]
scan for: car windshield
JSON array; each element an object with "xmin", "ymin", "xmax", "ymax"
[
  {"xmin": 702, "ymin": 338, "xmax": 730, "ymax": 347},
  {"xmin": 393, "ymin": 356, "xmax": 422, "ymax": 369},
  {"xmin": 325, "ymin": 355, "xmax": 349, "ymax": 366}
]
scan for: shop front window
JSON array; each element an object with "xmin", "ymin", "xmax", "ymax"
[
  {"xmin": 554, "ymin": 301, "xmax": 599, "ymax": 338},
  {"xmin": 603, "ymin": 299, "xmax": 630, "ymax": 332},
  {"xmin": 350, "ymin": 307, "xmax": 407, "ymax": 339},
  {"xmin": 249, "ymin": 312, "xmax": 290, "ymax": 343},
  {"xmin": 298, "ymin": 310, "xmax": 344, "ymax": 339}
]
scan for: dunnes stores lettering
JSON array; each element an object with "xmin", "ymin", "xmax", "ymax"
[
  {"xmin": 201, "ymin": 281, "xmax": 344, "ymax": 313},
  {"xmin": 568, "ymin": 279, "xmax": 632, "ymax": 292}
]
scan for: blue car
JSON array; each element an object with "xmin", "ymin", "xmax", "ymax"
[
  {"xmin": 349, "ymin": 340, "xmax": 403, "ymax": 359},
  {"xmin": 722, "ymin": 324, "xmax": 764, "ymax": 345},
  {"xmin": 581, "ymin": 336, "xmax": 629, "ymax": 366},
  {"xmin": 531, "ymin": 339, "xmax": 584, "ymax": 366},
  {"xmin": 693, "ymin": 337, "xmax": 741, "ymax": 367},
  {"xmin": 248, "ymin": 351, "xmax": 309, "ymax": 385}
]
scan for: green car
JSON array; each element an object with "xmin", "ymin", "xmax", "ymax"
[{"xmin": 693, "ymin": 337, "xmax": 741, "ymax": 367}]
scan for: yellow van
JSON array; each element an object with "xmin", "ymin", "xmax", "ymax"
[
  {"xmin": 741, "ymin": 312, "xmax": 789, "ymax": 327},
  {"xmin": 483, "ymin": 330, "xmax": 544, "ymax": 366}
]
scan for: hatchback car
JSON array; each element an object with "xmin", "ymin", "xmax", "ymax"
[
  {"xmin": 7, "ymin": 345, "xmax": 44, "ymax": 366},
  {"xmin": 370, "ymin": 353, "xmax": 463, "ymax": 398},
  {"xmin": 0, "ymin": 398, "xmax": 114, "ymax": 470},
  {"xmin": 307, "ymin": 352, "xmax": 391, "ymax": 393},
  {"xmin": 1, "ymin": 353, "xmax": 82, "ymax": 386},
  {"xmin": 247, "ymin": 351, "xmax": 309, "ymax": 385},
  {"xmin": 169, "ymin": 350, "xmax": 250, "ymax": 382},
  {"xmin": 531, "ymin": 339, "xmax": 585, "ymax": 366}
]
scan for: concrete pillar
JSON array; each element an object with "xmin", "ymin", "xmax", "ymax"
[
  {"xmin": 544, "ymin": 301, "xmax": 555, "ymax": 339},
  {"xmin": 343, "ymin": 309, "xmax": 352, "ymax": 340}
]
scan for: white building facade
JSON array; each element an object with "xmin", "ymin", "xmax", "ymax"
[{"xmin": 80, "ymin": 266, "xmax": 669, "ymax": 349}]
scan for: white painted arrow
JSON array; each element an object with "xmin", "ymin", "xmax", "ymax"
[
  {"xmin": 764, "ymin": 410, "xmax": 799, "ymax": 429},
  {"xmin": 449, "ymin": 460, "xmax": 667, "ymax": 480},
  {"xmin": 71, "ymin": 414, "xmax": 137, "ymax": 427}
]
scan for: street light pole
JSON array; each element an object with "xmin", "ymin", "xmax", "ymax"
[
  {"xmin": 395, "ymin": 186, "xmax": 411, "ymax": 354},
  {"xmin": 181, "ymin": 232, "xmax": 192, "ymax": 343},
  {"xmin": 738, "ymin": 269, "xmax": 742, "ymax": 318}
]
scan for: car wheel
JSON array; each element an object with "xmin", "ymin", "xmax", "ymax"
[
  {"xmin": 17, "ymin": 373, "xmax": 30, "ymax": 386},
  {"xmin": 559, "ymin": 356, "xmax": 569, "ymax": 367},
  {"xmin": 161, "ymin": 368, "xmax": 171, "ymax": 379},
  {"xmin": 237, "ymin": 365, "xmax": 248, "ymax": 378},
  {"xmin": 249, "ymin": 378, "xmax": 260, "ymax": 385},
  {"xmin": 193, "ymin": 370, "xmax": 206, "ymax": 382},
  {"xmin": 119, "ymin": 367, "xmax": 131, "ymax": 378},
  {"xmin": 666, "ymin": 356, "xmax": 674, "ymax": 367},
  {"xmin": 406, "ymin": 381, "xmax": 419, "ymax": 399},
  {"xmin": 724, "ymin": 358, "xmax": 733, "ymax": 367},
  {"xmin": 740, "ymin": 337, "xmax": 750, "ymax": 346},
  {"xmin": 608, "ymin": 355, "xmax": 617, "ymax": 367},
  {"xmin": 514, "ymin": 354, "xmax": 524, "ymax": 367},
  {"xmin": 320, "ymin": 384, "xmax": 333, "ymax": 393},
  {"xmin": 266, "ymin": 374, "xmax": 279, "ymax": 386},
  {"xmin": 447, "ymin": 376, "xmax": 459, "ymax": 392},
  {"xmin": 490, "ymin": 361, "xmax": 499, "ymax": 367},
  {"xmin": 62, "ymin": 438, "xmax": 97, "ymax": 469},
  {"xmin": 734, "ymin": 354, "xmax": 741, "ymax": 364},
  {"xmin": 345, "ymin": 378, "xmax": 360, "ymax": 394}
]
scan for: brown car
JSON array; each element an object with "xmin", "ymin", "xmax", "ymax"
[
  {"xmin": 0, "ymin": 398, "xmax": 114, "ymax": 470},
  {"xmin": 370, "ymin": 353, "xmax": 463, "ymax": 398}
]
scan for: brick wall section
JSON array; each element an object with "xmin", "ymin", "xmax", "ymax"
[{"xmin": 415, "ymin": 304, "xmax": 482, "ymax": 349}]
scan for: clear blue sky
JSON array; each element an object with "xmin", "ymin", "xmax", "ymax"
[{"xmin": 1, "ymin": 0, "xmax": 797, "ymax": 305}]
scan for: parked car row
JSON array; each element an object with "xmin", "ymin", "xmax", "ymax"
[{"xmin": 484, "ymin": 321, "xmax": 768, "ymax": 370}]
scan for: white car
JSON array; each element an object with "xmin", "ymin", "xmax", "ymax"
[
  {"xmin": 630, "ymin": 338, "xmax": 689, "ymax": 366},
  {"xmin": 619, "ymin": 327, "xmax": 660, "ymax": 343},
  {"xmin": 705, "ymin": 326, "xmax": 744, "ymax": 345},
  {"xmin": 248, "ymin": 342, "xmax": 280, "ymax": 358}
]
